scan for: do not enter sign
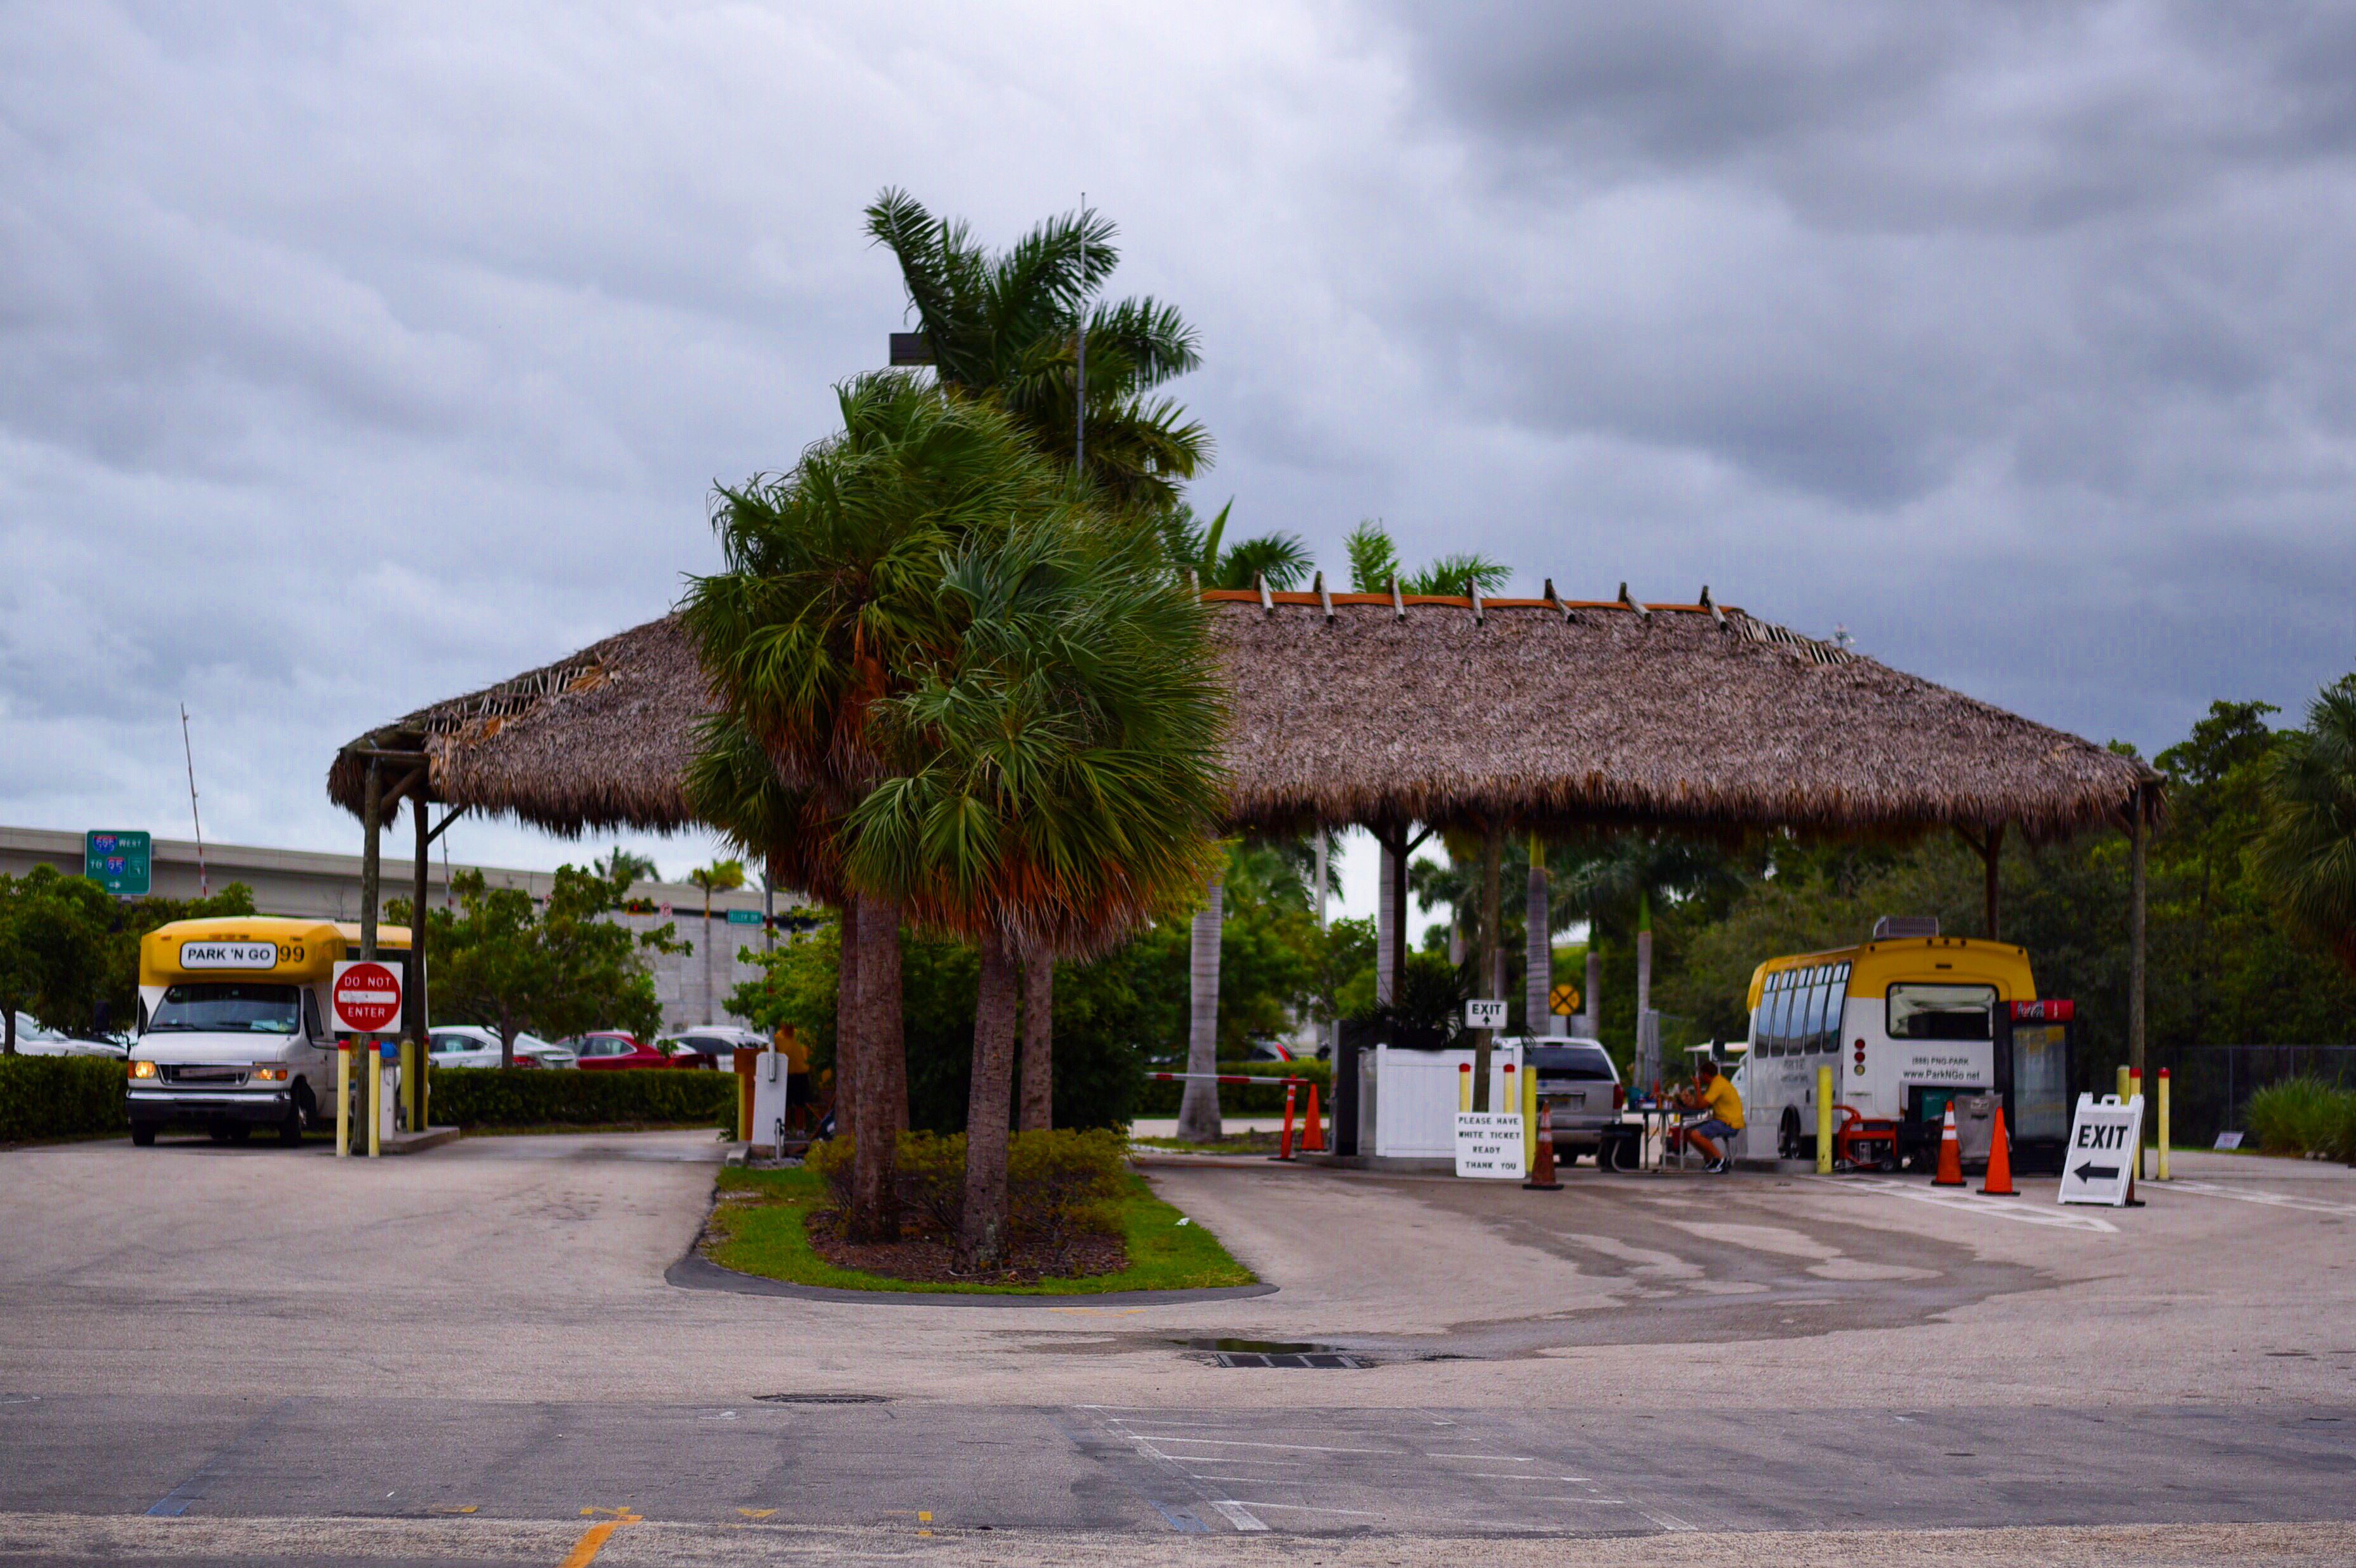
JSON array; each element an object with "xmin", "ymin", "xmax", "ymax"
[{"xmin": 331, "ymin": 961, "xmax": 403, "ymax": 1035}]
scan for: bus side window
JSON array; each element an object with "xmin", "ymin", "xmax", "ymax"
[
  {"xmin": 1769, "ymin": 972, "xmax": 1795, "ymax": 1057},
  {"xmin": 1810, "ymin": 969, "xmax": 1836, "ymax": 1053},
  {"xmin": 1821, "ymin": 963, "xmax": 1850, "ymax": 1052}
]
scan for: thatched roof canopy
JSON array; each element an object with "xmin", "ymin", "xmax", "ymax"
[{"xmin": 328, "ymin": 590, "xmax": 2155, "ymax": 842}]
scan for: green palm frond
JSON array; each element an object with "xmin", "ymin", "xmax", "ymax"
[
  {"xmin": 2255, "ymin": 678, "xmax": 2356, "ymax": 971},
  {"xmin": 1344, "ymin": 521, "xmax": 1401, "ymax": 593}
]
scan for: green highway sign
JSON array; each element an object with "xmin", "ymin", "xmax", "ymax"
[
  {"xmin": 726, "ymin": 908, "xmax": 764, "ymax": 926},
  {"xmin": 84, "ymin": 830, "xmax": 152, "ymax": 897}
]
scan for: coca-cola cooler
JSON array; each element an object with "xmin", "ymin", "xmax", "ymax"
[{"xmin": 1993, "ymin": 999, "xmax": 2077, "ymax": 1175}]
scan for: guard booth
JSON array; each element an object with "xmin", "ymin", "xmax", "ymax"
[
  {"xmin": 1994, "ymin": 999, "xmax": 2077, "ymax": 1174},
  {"xmin": 1330, "ymin": 1021, "xmax": 1523, "ymax": 1168}
]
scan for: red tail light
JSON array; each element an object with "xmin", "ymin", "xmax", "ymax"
[{"xmin": 1613, "ymin": 1085, "xmax": 1626, "ymax": 1110}]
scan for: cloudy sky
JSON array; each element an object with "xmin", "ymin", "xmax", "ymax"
[{"xmin": 5, "ymin": 1, "xmax": 2355, "ymax": 903}]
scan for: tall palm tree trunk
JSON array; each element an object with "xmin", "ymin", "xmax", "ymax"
[
  {"xmin": 1018, "ymin": 949, "xmax": 1054, "ymax": 1131},
  {"xmin": 959, "ymin": 929, "xmax": 1022, "ymax": 1269},
  {"xmin": 1376, "ymin": 841, "xmax": 1396, "ymax": 1007},
  {"xmin": 1176, "ymin": 877, "xmax": 1224, "ymax": 1141},
  {"xmin": 834, "ymin": 903, "xmax": 860, "ymax": 1148},
  {"xmin": 845, "ymin": 893, "xmax": 903, "ymax": 1243},
  {"xmin": 1634, "ymin": 891, "xmax": 1655, "ymax": 1090}
]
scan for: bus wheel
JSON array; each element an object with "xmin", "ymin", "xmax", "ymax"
[
  {"xmin": 130, "ymin": 1122, "xmax": 157, "ymax": 1147},
  {"xmin": 1778, "ymin": 1107, "xmax": 1805, "ymax": 1160}
]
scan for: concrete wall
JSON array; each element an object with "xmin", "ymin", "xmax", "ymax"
[{"xmin": 0, "ymin": 825, "xmax": 803, "ymax": 1033}]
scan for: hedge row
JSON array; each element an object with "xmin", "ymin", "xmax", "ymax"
[
  {"xmin": 429, "ymin": 1066, "xmax": 738, "ymax": 1129},
  {"xmin": 1135, "ymin": 1058, "xmax": 1331, "ymax": 1117},
  {"xmin": 0, "ymin": 1055, "xmax": 129, "ymax": 1143},
  {"xmin": 2245, "ymin": 1078, "xmax": 2356, "ymax": 1162}
]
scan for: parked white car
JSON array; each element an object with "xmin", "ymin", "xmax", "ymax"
[
  {"xmin": 10, "ymin": 1012, "xmax": 127, "ymax": 1059},
  {"xmin": 426, "ymin": 1026, "xmax": 577, "ymax": 1070},
  {"xmin": 660, "ymin": 1026, "xmax": 769, "ymax": 1069}
]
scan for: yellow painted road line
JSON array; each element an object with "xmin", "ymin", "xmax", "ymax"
[{"xmin": 559, "ymin": 1509, "xmax": 640, "ymax": 1567}]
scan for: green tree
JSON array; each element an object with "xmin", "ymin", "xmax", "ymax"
[
  {"xmin": 0, "ymin": 866, "xmax": 114, "ymax": 1052},
  {"xmin": 843, "ymin": 516, "xmax": 1226, "ymax": 1267},
  {"xmin": 1161, "ymin": 499, "xmax": 1314, "ymax": 590},
  {"xmin": 686, "ymin": 857, "xmax": 747, "ymax": 1024},
  {"xmin": 1342, "ymin": 519, "xmax": 1511, "ymax": 596},
  {"xmin": 683, "ymin": 372, "xmax": 1066, "ymax": 1242},
  {"xmin": 2256, "ymin": 677, "xmax": 2356, "ymax": 976},
  {"xmin": 865, "ymin": 189, "xmax": 1209, "ymax": 512},
  {"xmin": 408, "ymin": 866, "xmax": 681, "ymax": 1067}
]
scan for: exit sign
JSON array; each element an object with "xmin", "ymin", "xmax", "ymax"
[{"xmin": 84, "ymin": 830, "xmax": 152, "ymax": 897}]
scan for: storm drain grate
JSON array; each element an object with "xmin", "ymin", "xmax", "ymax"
[
  {"xmin": 1211, "ymin": 1351, "xmax": 1372, "ymax": 1369},
  {"xmin": 755, "ymin": 1392, "xmax": 892, "ymax": 1404}
]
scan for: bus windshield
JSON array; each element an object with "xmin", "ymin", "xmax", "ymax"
[
  {"xmin": 147, "ymin": 983, "xmax": 301, "ymax": 1035},
  {"xmin": 1886, "ymin": 983, "xmax": 1996, "ymax": 1041}
]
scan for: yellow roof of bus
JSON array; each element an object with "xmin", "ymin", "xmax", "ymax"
[
  {"xmin": 140, "ymin": 916, "xmax": 411, "ymax": 986},
  {"xmin": 1745, "ymin": 936, "xmax": 2035, "ymax": 1011}
]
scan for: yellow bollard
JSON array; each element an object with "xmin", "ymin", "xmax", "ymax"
[
  {"xmin": 366, "ymin": 1038, "xmax": 382, "ymax": 1158},
  {"xmin": 1459, "ymin": 1061, "xmax": 1473, "ymax": 1112},
  {"xmin": 1816, "ymin": 1065, "xmax": 1834, "ymax": 1174},
  {"xmin": 1520, "ymin": 1054, "xmax": 1537, "ymax": 1169},
  {"xmin": 335, "ymin": 1041, "xmax": 351, "ymax": 1157},
  {"xmin": 2116, "ymin": 1064, "xmax": 2130, "ymax": 1103},
  {"xmin": 2156, "ymin": 1067, "xmax": 2171, "ymax": 1181}
]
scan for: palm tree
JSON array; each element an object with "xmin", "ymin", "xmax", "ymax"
[
  {"xmin": 686, "ymin": 858, "xmax": 746, "ymax": 1024},
  {"xmin": 1343, "ymin": 520, "xmax": 1511, "ymax": 597},
  {"xmin": 1555, "ymin": 834, "xmax": 1747, "ymax": 1085},
  {"xmin": 681, "ymin": 372, "xmax": 1061, "ymax": 1242},
  {"xmin": 845, "ymin": 514, "xmax": 1226, "ymax": 1268},
  {"xmin": 1161, "ymin": 499, "xmax": 1314, "ymax": 590},
  {"xmin": 866, "ymin": 190, "xmax": 1209, "ymax": 513},
  {"xmin": 2255, "ymin": 678, "xmax": 2356, "ymax": 975}
]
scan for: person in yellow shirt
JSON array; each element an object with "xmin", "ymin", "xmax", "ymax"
[{"xmin": 1676, "ymin": 1057, "xmax": 1744, "ymax": 1174}]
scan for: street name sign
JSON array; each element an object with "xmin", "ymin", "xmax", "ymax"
[
  {"xmin": 83, "ymin": 830, "xmax": 151, "ymax": 897},
  {"xmin": 726, "ymin": 908, "xmax": 763, "ymax": 925},
  {"xmin": 2057, "ymin": 1093, "xmax": 2144, "ymax": 1206},
  {"xmin": 1464, "ymin": 999, "xmax": 1507, "ymax": 1030},
  {"xmin": 1455, "ymin": 1111, "xmax": 1526, "ymax": 1179},
  {"xmin": 331, "ymin": 961, "xmax": 403, "ymax": 1035}
]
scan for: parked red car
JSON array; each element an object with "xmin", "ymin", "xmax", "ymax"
[{"xmin": 560, "ymin": 1031, "xmax": 671, "ymax": 1070}]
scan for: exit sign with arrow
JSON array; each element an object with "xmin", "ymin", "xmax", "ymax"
[{"xmin": 2057, "ymin": 1093, "xmax": 2144, "ymax": 1207}]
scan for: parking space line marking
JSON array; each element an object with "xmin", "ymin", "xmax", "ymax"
[
  {"xmin": 1219, "ymin": 1500, "xmax": 1372, "ymax": 1518},
  {"xmin": 1209, "ymin": 1500, "xmax": 1269, "ymax": 1531},
  {"xmin": 1142, "ymin": 1438, "xmax": 1387, "ymax": 1453},
  {"xmin": 1802, "ymin": 1176, "xmax": 2120, "ymax": 1231},
  {"xmin": 1423, "ymin": 1453, "xmax": 1534, "ymax": 1461},
  {"xmin": 2165, "ymin": 1179, "xmax": 2356, "ymax": 1216}
]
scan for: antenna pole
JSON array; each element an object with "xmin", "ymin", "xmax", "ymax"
[
  {"xmin": 1075, "ymin": 191, "xmax": 1087, "ymax": 475},
  {"xmin": 179, "ymin": 703, "xmax": 209, "ymax": 897}
]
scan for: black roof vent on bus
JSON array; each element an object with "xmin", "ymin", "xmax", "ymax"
[{"xmin": 1872, "ymin": 916, "xmax": 1939, "ymax": 940}]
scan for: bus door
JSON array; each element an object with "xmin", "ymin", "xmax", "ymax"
[{"xmin": 1994, "ymin": 1000, "xmax": 2077, "ymax": 1175}]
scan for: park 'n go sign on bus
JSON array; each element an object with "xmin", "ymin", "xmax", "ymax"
[{"xmin": 331, "ymin": 961, "xmax": 403, "ymax": 1035}]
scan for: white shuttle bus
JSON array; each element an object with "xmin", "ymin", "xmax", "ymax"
[
  {"xmin": 127, "ymin": 916, "xmax": 408, "ymax": 1146},
  {"xmin": 1742, "ymin": 918, "xmax": 2036, "ymax": 1169}
]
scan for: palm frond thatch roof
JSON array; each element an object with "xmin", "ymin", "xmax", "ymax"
[{"xmin": 327, "ymin": 591, "xmax": 2156, "ymax": 841}]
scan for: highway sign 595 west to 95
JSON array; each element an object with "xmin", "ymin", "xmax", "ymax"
[{"xmin": 83, "ymin": 830, "xmax": 151, "ymax": 897}]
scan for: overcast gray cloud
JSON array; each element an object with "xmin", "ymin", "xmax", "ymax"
[{"xmin": 3, "ymin": 0, "xmax": 2353, "ymax": 880}]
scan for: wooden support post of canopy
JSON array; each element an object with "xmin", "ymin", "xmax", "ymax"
[
  {"xmin": 1955, "ymin": 821, "xmax": 2006, "ymax": 942},
  {"xmin": 2129, "ymin": 782, "xmax": 2149, "ymax": 1090},
  {"xmin": 410, "ymin": 774, "xmax": 430, "ymax": 1134}
]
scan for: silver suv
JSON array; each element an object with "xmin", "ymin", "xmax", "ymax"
[{"xmin": 1527, "ymin": 1039, "xmax": 1624, "ymax": 1164}]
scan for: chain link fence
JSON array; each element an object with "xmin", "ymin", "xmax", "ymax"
[{"xmin": 2149, "ymin": 1045, "xmax": 2356, "ymax": 1145}]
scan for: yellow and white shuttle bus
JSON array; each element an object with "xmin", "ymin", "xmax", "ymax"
[
  {"xmin": 127, "ymin": 917, "xmax": 408, "ymax": 1146},
  {"xmin": 1742, "ymin": 919, "xmax": 2036, "ymax": 1168}
]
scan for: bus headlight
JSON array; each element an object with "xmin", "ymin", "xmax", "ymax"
[
  {"xmin": 252, "ymin": 1066, "xmax": 289, "ymax": 1082},
  {"xmin": 128, "ymin": 1061, "xmax": 157, "ymax": 1079}
]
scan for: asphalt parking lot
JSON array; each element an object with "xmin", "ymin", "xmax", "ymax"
[{"xmin": 1, "ymin": 1132, "xmax": 2351, "ymax": 1564}]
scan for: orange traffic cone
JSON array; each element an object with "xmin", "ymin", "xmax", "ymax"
[
  {"xmin": 1300, "ymin": 1083, "xmax": 1325, "ymax": 1153},
  {"xmin": 1979, "ymin": 1105, "xmax": 2015, "ymax": 1195},
  {"xmin": 1931, "ymin": 1104, "xmax": 1965, "ymax": 1187}
]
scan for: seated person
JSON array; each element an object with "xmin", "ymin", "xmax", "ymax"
[{"xmin": 1673, "ymin": 1058, "xmax": 1744, "ymax": 1174}]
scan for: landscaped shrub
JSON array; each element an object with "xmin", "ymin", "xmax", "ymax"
[
  {"xmin": 2244, "ymin": 1077, "xmax": 2356, "ymax": 1158},
  {"xmin": 0, "ymin": 1055, "xmax": 128, "ymax": 1143},
  {"xmin": 1135, "ymin": 1057, "xmax": 1329, "ymax": 1117},
  {"xmin": 427, "ymin": 1067, "xmax": 736, "ymax": 1129},
  {"xmin": 809, "ymin": 1127, "xmax": 1129, "ymax": 1243}
]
